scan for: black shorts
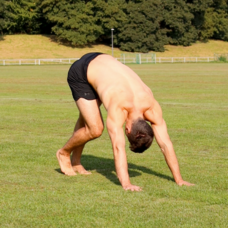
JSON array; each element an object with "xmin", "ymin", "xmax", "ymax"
[{"xmin": 67, "ymin": 52, "xmax": 103, "ymax": 101}]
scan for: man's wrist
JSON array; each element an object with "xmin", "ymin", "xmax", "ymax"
[{"xmin": 121, "ymin": 181, "xmax": 132, "ymax": 188}]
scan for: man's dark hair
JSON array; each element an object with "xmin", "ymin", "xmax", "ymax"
[{"xmin": 126, "ymin": 118, "xmax": 154, "ymax": 153}]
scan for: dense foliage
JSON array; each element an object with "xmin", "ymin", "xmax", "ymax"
[
  {"xmin": 2, "ymin": 0, "xmax": 40, "ymax": 34},
  {"xmin": 0, "ymin": 0, "xmax": 5, "ymax": 35},
  {"xmin": 118, "ymin": 0, "xmax": 169, "ymax": 52},
  {"xmin": 0, "ymin": 0, "xmax": 228, "ymax": 52}
]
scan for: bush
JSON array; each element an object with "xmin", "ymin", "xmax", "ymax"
[{"xmin": 218, "ymin": 56, "xmax": 227, "ymax": 62}]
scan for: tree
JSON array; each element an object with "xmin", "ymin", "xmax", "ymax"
[
  {"xmin": 186, "ymin": 0, "xmax": 213, "ymax": 41},
  {"xmin": 93, "ymin": 0, "xmax": 128, "ymax": 46},
  {"xmin": 118, "ymin": 0, "xmax": 168, "ymax": 52},
  {"xmin": 38, "ymin": 0, "xmax": 127, "ymax": 46},
  {"xmin": 38, "ymin": 0, "xmax": 104, "ymax": 46},
  {"xmin": 0, "ymin": 0, "xmax": 5, "ymax": 35},
  {"xmin": 198, "ymin": 0, "xmax": 228, "ymax": 41},
  {"xmin": 211, "ymin": 0, "xmax": 228, "ymax": 41},
  {"xmin": 162, "ymin": 0, "xmax": 198, "ymax": 46},
  {"xmin": 3, "ymin": 0, "xmax": 40, "ymax": 34},
  {"xmin": 198, "ymin": 8, "xmax": 215, "ymax": 41}
]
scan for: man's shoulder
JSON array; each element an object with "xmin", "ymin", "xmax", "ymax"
[{"xmin": 144, "ymin": 98, "xmax": 163, "ymax": 124}]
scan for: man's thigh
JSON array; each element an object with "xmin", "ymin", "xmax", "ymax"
[{"xmin": 76, "ymin": 98, "xmax": 103, "ymax": 129}]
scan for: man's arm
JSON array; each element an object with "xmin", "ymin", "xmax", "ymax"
[
  {"xmin": 145, "ymin": 100, "xmax": 194, "ymax": 186},
  {"xmin": 106, "ymin": 106, "xmax": 142, "ymax": 191}
]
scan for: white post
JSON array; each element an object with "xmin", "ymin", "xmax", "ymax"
[{"xmin": 3, "ymin": 60, "xmax": 5, "ymax": 66}]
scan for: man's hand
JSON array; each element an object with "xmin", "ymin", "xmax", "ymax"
[
  {"xmin": 123, "ymin": 184, "xmax": 142, "ymax": 191},
  {"xmin": 176, "ymin": 180, "xmax": 195, "ymax": 186}
]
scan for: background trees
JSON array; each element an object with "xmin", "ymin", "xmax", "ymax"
[
  {"xmin": 37, "ymin": 0, "xmax": 101, "ymax": 46},
  {"xmin": 2, "ymin": 0, "xmax": 40, "ymax": 34},
  {"xmin": 0, "ymin": 0, "xmax": 6, "ymax": 35},
  {"xmin": 37, "ymin": 0, "xmax": 127, "ymax": 46},
  {"xmin": 117, "ymin": 0, "xmax": 168, "ymax": 52},
  {"xmin": 0, "ymin": 0, "xmax": 228, "ymax": 52},
  {"xmin": 203, "ymin": 0, "xmax": 228, "ymax": 41}
]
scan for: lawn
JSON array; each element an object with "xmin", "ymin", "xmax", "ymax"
[
  {"xmin": 0, "ymin": 63, "xmax": 227, "ymax": 227},
  {"xmin": 1, "ymin": 34, "xmax": 228, "ymax": 59}
]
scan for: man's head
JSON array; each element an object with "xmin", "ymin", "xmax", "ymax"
[{"xmin": 126, "ymin": 118, "xmax": 154, "ymax": 153}]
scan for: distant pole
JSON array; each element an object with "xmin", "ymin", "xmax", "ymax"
[{"xmin": 111, "ymin": 28, "xmax": 114, "ymax": 56}]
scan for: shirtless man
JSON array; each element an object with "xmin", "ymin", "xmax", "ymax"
[{"xmin": 56, "ymin": 52, "xmax": 194, "ymax": 191}]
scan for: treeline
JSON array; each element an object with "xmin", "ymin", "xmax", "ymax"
[{"xmin": 0, "ymin": 0, "xmax": 228, "ymax": 52}]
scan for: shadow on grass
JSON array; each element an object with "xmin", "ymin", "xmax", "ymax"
[
  {"xmin": 41, "ymin": 34, "xmax": 111, "ymax": 49},
  {"xmin": 42, "ymin": 34, "xmax": 93, "ymax": 49},
  {"xmin": 0, "ymin": 35, "xmax": 5, "ymax": 41},
  {"xmin": 55, "ymin": 154, "xmax": 174, "ymax": 186}
]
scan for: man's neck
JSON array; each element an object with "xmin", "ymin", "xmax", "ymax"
[{"xmin": 125, "ymin": 111, "xmax": 144, "ymax": 132}]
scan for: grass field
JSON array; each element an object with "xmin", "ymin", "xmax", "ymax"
[
  {"xmin": 0, "ymin": 63, "xmax": 228, "ymax": 227},
  {"xmin": 1, "ymin": 34, "xmax": 228, "ymax": 59}
]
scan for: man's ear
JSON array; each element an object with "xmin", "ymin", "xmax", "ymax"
[
  {"xmin": 125, "ymin": 122, "xmax": 131, "ymax": 134},
  {"xmin": 125, "ymin": 125, "xmax": 131, "ymax": 134}
]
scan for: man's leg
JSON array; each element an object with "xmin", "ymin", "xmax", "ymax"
[
  {"xmin": 70, "ymin": 113, "xmax": 88, "ymax": 174},
  {"xmin": 71, "ymin": 99, "xmax": 103, "ymax": 174},
  {"xmin": 56, "ymin": 98, "xmax": 104, "ymax": 176}
]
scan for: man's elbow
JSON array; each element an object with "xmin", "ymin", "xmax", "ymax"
[
  {"xmin": 113, "ymin": 143, "xmax": 125, "ymax": 155},
  {"xmin": 160, "ymin": 145, "xmax": 166, "ymax": 155},
  {"xmin": 159, "ymin": 141, "xmax": 173, "ymax": 155}
]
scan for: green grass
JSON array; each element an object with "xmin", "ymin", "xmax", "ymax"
[{"xmin": 0, "ymin": 63, "xmax": 228, "ymax": 227}]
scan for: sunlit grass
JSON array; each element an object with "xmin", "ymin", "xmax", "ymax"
[
  {"xmin": 1, "ymin": 35, "xmax": 228, "ymax": 59},
  {"xmin": 0, "ymin": 63, "xmax": 227, "ymax": 227}
]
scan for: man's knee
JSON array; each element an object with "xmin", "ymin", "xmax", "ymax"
[
  {"xmin": 88, "ymin": 124, "xmax": 104, "ymax": 139},
  {"xmin": 81, "ymin": 122, "xmax": 103, "ymax": 140},
  {"xmin": 72, "ymin": 124, "xmax": 103, "ymax": 141}
]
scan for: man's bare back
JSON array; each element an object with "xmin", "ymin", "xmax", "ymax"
[{"xmin": 88, "ymin": 54, "xmax": 154, "ymax": 114}]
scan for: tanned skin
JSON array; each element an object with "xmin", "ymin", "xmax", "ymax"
[{"xmin": 56, "ymin": 54, "xmax": 194, "ymax": 191}]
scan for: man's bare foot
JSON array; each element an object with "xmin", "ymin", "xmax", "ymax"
[
  {"xmin": 56, "ymin": 149, "xmax": 76, "ymax": 176},
  {"xmin": 72, "ymin": 164, "xmax": 92, "ymax": 175}
]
